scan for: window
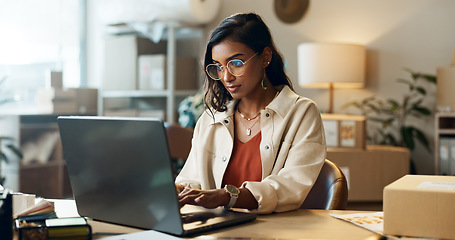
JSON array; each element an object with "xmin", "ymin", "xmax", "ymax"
[{"xmin": 0, "ymin": 0, "xmax": 82, "ymax": 107}]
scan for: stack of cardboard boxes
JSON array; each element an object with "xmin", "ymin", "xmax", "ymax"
[{"xmin": 38, "ymin": 71, "xmax": 98, "ymax": 115}]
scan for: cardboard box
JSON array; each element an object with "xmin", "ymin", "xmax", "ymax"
[
  {"xmin": 321, "ymin": 114, "xmax": 366, "ymax": 149},
  {"xmin": 104, "ymin": 109, "xmax": 165, "ymax": 120},
  {"xmin": 104, "ymin": 109, "xmax": 139, "ymax": 117},
  {"xmin": 328, "ymin": 145, "xmax": 410, "ymax": 201},
  {"xmin": 38, "ymin": 88, "xmax": 98, "ymax": 114},
  {"xmin": 45, "ymin": 71, "xmax": 63, "ymax": 89},
  {"xmin": 383, "ymin": 175, "xmax": 455, "ymax": 239},
  {"xmin": 138, "ymin": 54, "xmax": 197, "ymax": 90},
  {"xmin": 104, "ymin": 35, "xmax": 167, "ymax": 90},
  {"xmin": 71, "ymin": 88, "xmax": 98, "ymax": 114},
  {"xmin": 38, "ymin": 88, "xmax": 77, "ymax": 114}
]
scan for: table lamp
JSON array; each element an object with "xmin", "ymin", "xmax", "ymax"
[
  {"xmin": 298, "ymin": 43, "xmax": 366, "ymax": 113},
  {"xmin": 436, "ymin": 50, "xmax": 455, "ymax": 112}
]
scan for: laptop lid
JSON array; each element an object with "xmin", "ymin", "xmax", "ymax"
[{"xmin": 57, "ymin": 116, "xmax": 256, "ymax": 236}]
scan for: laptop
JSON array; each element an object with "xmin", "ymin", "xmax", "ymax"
[{"xmin": 57, "ymin": 116, "xmax": 256, "ymax": 236}]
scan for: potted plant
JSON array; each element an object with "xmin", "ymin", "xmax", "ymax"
[
  {"xmin": 178, "ymin": 90, "xmax": 206, "ymax": 128},
  {"xmin": 342, "ymin": 68, "xmax": 436, "ymax": 173},
  {"xmin": 0, "ymin": 137, "xmax": 22, "ymax": 186},
  {"xmin": 0, "ymin": 75, "xmax": 23, "ymax": 186}
]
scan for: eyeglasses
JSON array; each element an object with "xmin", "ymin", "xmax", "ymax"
[{"xmin": 205, "ymin": 52, "xmax": 258, "ymax": 80}]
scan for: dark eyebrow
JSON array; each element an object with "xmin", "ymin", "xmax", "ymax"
[{"xmin": 212, "ymin": 53, "xmax": 244, "ymax": 64}]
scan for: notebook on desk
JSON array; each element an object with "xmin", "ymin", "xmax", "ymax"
[{"xmin": 57, "ymin": 116, "xmax": 256, "ymax": 237}]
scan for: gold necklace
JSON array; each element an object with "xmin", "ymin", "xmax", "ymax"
[
  {"xmin": 237, "ymin": 108, "xmax": 260, "ymax": 121},
  {"xmin": 235, "ymin": 90, "xmax": 279, "ymax": 136},
  {"xmin": 236, "ymin": 90, "xmax": 279, "ymax": 121},
  {"xmin": 238, "ymin": 116, "xmax": 260, "ymax": 136}
]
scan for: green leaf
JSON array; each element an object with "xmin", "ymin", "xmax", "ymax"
[
  {"xmin": 0, "ymin": 152, "xmax": 8, "ymax": 163},
  {"xmin": 401, "ymin": 127, "xmax": 415, "ymax": 150},
  {"xmin": 0, "ymin": 136, "xmax": 14, "ymax": 141},
  {"xmin": 403, "ymin": 68, "xmax": 417, "ymax": 78},
  {"xmin": 411, "ymin": 106, "xmax": 431, "ymax": 116},
  {"xmin": 368, "ymin": 117, "xmax": 388, "ymax": 123},
  {"xmin": 366, "ymin": 103, "xmax": 381, "ymax": 113},
  {"xmin": 413, "ymin": 128, "xmax": 431, "ymax": 152},
  {"xmin": 397, "ymin": 78, "xmax": 412, "ymax": 86},
  {"xmin": 387, "ymin": 99, "xmax": 400, "ymax": 108},
  {"xmin": 415, "ymin": 87, "xmax": 426, "ymax": 95},
  {"xmin": 412, "ymin": 98, "xmax": 423, "ymax": 106},
  {"xmin": 6, "ymin": 144, "xmax": 23, "ymax": 158},
  {"xmin": 341, "ymin": 101, "xmax": 360, "ymax": 109},
  {"xmin": 362, "ymin": 96, "xmax": 377, "ymax": 104},
  {"xmin": 420, "ymin": 74, "xmax": 437, "ymax": 84},
  {"xmin": 382, "ymin": 117, "xmax": 395, "ymax": 128},
  {"xmin": 385, "ymin": 133, "xmax": 398, "ymax": 146}
]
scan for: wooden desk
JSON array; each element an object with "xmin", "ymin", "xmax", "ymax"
[
  {"xmin": 87, "ymin": 209, "xmax": 382, "ymax": 240},
  {"xmin": 51, "ymin": 199, "xmax": 382, "ymax": 239}
]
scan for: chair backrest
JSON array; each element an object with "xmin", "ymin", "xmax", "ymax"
[
  {"xmin": 164, "ymin": 123, "xmax": 193, "ymax": 160},
  {"xmin": 164, "ymin": 123, "xmax": 194, "ymax": 178},
  {"xmin": 300, "ymin": 159, "xmax": 348, "ymax": 210}
]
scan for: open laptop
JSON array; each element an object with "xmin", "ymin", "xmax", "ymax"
[{"xmin": 57, "ymin": 116, "xmax": 256, "ymax": 237}]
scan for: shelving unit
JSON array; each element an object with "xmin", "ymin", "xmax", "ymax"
[
  {"xmin": 19, "ymin": 115, "xmax": 72, "ymax": 198},
  {"xmin": 434, "ymin": 112, "xmax": 455, "ymax": 175},
  {"xmin": 99, "ymin": 21, "xmax": 204, "ymax": 123}
]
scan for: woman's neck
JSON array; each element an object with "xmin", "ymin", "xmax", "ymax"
[{"xmin": 236, "ymin": 87, "xmax": 279, "ymax": 118}]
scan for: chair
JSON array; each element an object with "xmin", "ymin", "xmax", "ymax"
[
  {"xmin": 164, "ymin": 123, "xmax": 193, "ymax": 160},
  {"xmin": 300, "ymin": 159, "xmax": 348, "ymax": 210},
  {"xmin": 164, "ymin": 123, "xmax": 193, "ymax": 177}
]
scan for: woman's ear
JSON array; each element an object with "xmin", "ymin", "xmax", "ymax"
[{"xmin": 262, "ymin": 47, "xmax": 273, "ymax": 68}]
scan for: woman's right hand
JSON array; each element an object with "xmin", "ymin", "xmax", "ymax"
[{"xmin": 178, "ymin": 188, "xmax": 229, "ymax": 209}]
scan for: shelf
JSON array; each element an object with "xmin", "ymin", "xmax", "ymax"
[
  {"xmin": 435, "ymin": 113, "xmax": 455, "ymax": 175},
  {"xmin": 437, "ymin": 129, "xmax": 455, "ymax": 135},
  {"xmin": 101, "ymin": 89, "xmax": 198, "ymax": 98},
  {"xmin": 106, "ymin": 21, "xmax": 204, "ymax": 41},
  {"xmin": 100, "ymin": 20, "xmax": 204, "ymax": 123}
]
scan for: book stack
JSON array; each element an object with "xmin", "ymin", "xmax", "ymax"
[
  {"xmin": 16, "ymin": 217, "xmax": 92, "ymax": 240},
  {"xmin": 15, "ymin": 198, "xmax": 56, "ymax": 221}
]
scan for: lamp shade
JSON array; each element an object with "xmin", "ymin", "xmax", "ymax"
[
  {"xmin": 436, "ymin": 50, "xmax": 455, "ymax": 112},
  {"xmin": 298, "ymin": 43, "xmax": 366, "ymax": 89}
]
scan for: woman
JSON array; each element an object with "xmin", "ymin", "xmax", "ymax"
[{"xmin": 176, "ymin": 12, "xmax": 326, "ymax": 214}]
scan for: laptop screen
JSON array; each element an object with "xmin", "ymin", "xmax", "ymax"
[{"xmin": 58, "ymin": 116, "xmax": 184, "ymax": 234}]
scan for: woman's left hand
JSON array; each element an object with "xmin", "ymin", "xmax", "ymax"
[{"xmin": 178, "ymin": 188, "xmax": 229, "ymax": 209}]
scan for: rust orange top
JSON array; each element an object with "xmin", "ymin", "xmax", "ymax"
[{"xmin": 222, "ymin": 132, "xmax": 262, "ymax": 188}]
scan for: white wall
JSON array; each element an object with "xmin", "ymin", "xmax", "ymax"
[
  {"xmin": 87, "ymin": 0, "xmax": 455, "ymax": 174},
  {"xmin": 202, "ymin": 0, "xmax": 455, "ymax": 174}
]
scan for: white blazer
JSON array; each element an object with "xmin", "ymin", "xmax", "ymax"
[{"xmin": 175, "ymin": 85, "xmax": 327, "ymax": 214}]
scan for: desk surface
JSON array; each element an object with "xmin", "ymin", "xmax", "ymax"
[
  {"xmin": 52, "ymin": 199, "xmax": 382, "ymax": 240},
  {"xmin": 90, "ymin": 210, "xmax": 382, "ymax": 240}
]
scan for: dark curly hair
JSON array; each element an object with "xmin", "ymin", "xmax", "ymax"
[{"xmin": 203, "ymin": 12, "xmax": 293, "ymax": 112}]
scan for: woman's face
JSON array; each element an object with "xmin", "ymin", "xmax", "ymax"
[{"xmin": 211, "ymin": 40, "xmax": 266, "ymax": 99}]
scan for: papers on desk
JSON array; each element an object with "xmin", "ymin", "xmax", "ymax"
[
  {"xmin": 330, "ymin": 212, "xmax": 384, "ymax": 236},
  {"xmin": 331, "ymin": 212, "xmax": 436, "ymax": 240}
]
